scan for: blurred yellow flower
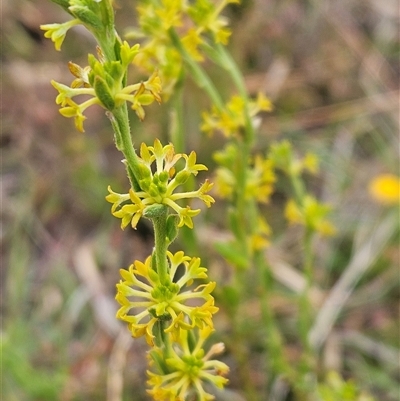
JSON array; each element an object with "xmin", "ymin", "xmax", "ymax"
[
  {"xmin": 201, "ymin": 93, "xmax": 272, "ymax": 137},
  {"xmin": 285, "ymin": 196, "xmax": 336, "ymax": 237},
  {"xmin": 369, "ymin": 174, "xmax": 400, "ymax": 205}
]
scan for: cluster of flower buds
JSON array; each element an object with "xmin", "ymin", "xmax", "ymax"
[
  {"xmin": 115, "ymin": 251, "xmax": 218, "ymax": 345},
  {"xmin": 147, "ymin": 327, "xmax": 229, "ymax": 401},
  {"xmin": 213, "ymin": 143, "xmax": 276, "ymax": 204},
  {"xmin": 126, "ymin": 0, "xmax": 240, "ymax": 97},
  {"xmin": 46, "ymin": 41, "xmax": 161, "ymax": 131},
  {"xmin": 269, "ymin": 141, "xmax": 336, "ymax": 237},
  {"xmin": 106, "ymin": 139, "xmax": 215, "ymax": 230},
  {"xmin": 201, "ymin": 93, "xmax": 273, "ymax": 137}
]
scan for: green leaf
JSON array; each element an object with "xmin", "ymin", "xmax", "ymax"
[
  {"xmin": 104, "ymin": 61, "xmax": 124, "ymax": 85},
  {"xmin": 165, "ymin": 214, "xmax": 179, "ymax": 244},
  {"xmin": 214, "ymin": 240, "xmax": 248, "ymax": 269},
  {"xmin": 220, "ymin": 285, "xmax": 240, "ymax": 313},
  {"xmin": 93, "ymin": 76, "xmax": 115, "ymax": 110},
  {"xmin": 69, "ymin": 5, "xmax": 102, "ymax": 30},
  {"xmin": 49, "ymin": 0, "xmax": 72, "ymax": 13}
]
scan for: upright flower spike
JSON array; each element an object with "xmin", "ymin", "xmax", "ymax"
[
  {"xmin": 106, "ymin": 140, "xmax": 214, "ymax": 230},
  {"xmin": 115, "ymin": 251, "xmax": 219, "ymax": 345},
  {"xmin": 147, "ymin": 327, "xmax": 229, "ymax": 401}
]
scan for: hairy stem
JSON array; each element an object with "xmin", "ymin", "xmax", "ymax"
[{"xmin": 152, "ymin": 206, "xmax": 170, "ymax": 285}]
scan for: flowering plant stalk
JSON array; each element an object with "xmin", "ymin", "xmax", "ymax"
[
  {"xmin": 41, "ymin": 1, "xmax": 229, "ymax": 399},
  {"xmin": 41, "ymin": 0, "xmax": 341, "ymax": 400},
  {"xmin": 128, "ymin": 2, "xmax": 337, "ymax": 400}
]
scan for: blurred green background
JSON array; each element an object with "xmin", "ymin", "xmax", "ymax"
[{"xmin": 2, "ymin": 0, "xmax": 399, "ymax": 400}]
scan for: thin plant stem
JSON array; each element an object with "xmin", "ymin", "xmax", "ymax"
[
  {"xmin": 255, "ymin": 251, "xmax": 296, "ymax": 390},
  {"xmin": 228, "ymin": 269, "xmax": 259, "ymax": 401},
  {"xmin": 168, "ymin": 28, "xmax": 225, "ymax": 111},
  {"xmin": 152, "ymin": 206, "xmax": 170, "ymax": 285},
  {"xmin": 212, "ymin": 43, "xmax": 256, "ymax": 144},
  {"xmin": 169, "ymin": 68, "xmax": 186, "ymax": 154}
]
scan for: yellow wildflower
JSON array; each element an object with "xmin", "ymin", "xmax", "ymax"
[
  {"xmin": 369, "ymin": 174, "xmax": 400, "ymax": 205},
  {"xmin": 115, "ymin": 252, "xmax": 218, "ymax": 345},
  {"xmin": 40, "ymin": 19, "xmax": 81, "ymax": 51},
  {"xmin": 107, "ymin": 140, "xmax": 214, "ymax": 229},
  {"xmin": 285, "ymin": 196, "xmax": 336, "ymax": 236},
  {"xmin": 147, "ymin": 327, "xmax": 229, "ymax": 401}
]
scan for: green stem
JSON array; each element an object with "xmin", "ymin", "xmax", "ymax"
[
  {"xmin": 169, "ymin": 68, "xmax": 186, "ymax": 154},
  {"xmin": 109, "ymin": 107, "xmax": 142, "ymax": 190},
  {"xmin": 296, "ymin": 227, "xmax": 318, "ymax": 397},
  {"xmin": 255, "ymin": 251, "xmax": 296, "ymax": 388},
  {"xmin": 234, "ymin": 138, "xmax": 251, "ymax": 242},
  {"xmin": 289, "ymin": 166, "xmax": 306, "ymax": 207},
  {"xmin": 229, "ymin": 269, "xmax": 259, "ymax": 401},
  {"xmin": 299, "ymin": 228, "xmax": 314, "ymax": 351},
  {"xmin": 152, "ymin": 206, "xmax": 169, "ymax": 285},
  {"xmin": 202, "ymin": 41, "xmax": 256, "ymax": 144},
  {"xmin": 168, "ymin": 28, "xmax": 224, "ymax": 111}
]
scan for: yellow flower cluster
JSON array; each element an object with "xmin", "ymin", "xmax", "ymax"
[
  {"xmin": 201, "ymin": 93, "xmax": 273, "ymax": 137},
  {"xmin": 147, "ymin": 327, "xmax": 229, "ymax": 401},
  {"xmin": 285, "ymin": 196, "xmax": 336, "ymax": 237},
  {"xmin": 106, "ymin": 139, "xmax": 215, "ymax": 229},
  {"xmin": 268, "ymin": 140, "xmax": 335, "ymax": 236},
  {"xmin": 116, "ymin": 251, "xmax": 218, "ymax": 345},
  {"xmin": 213, "ymin": 144, "xmax": 276, "ymax": 204},
  {"xmin": 41, "ymin": 2, "xmax": 228, "ymax": 400},
  {"xmin": 46, "ymin": 40, "xmax": 162, "ymax": 131},
  {"xmin": 127, "ymin": 0, "xmax": 240, "ymax": 97},
  {"xmin": 269, "ymin": 140, "xmax": 320, "ymax": 176}
]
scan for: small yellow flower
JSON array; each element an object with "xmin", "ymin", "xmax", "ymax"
[
  {"xmin": 58, "ymin": 97, "xmax": 100, "ymax": 132},
  {"xmin": 213, "ymin": 167, "xmax": 235, "ymax": 199},
  {"xmin": 116, "ymin": 70, "xmax": 163, "ymax": 120},
  {"xmin": 147, "ymin": 327, "xmax": 229, "ymax": 401},
  {"xmin": 302, "ymin": 152, "xmax": 319, "ymax": 174},
  {"xmin": 201, "ymin": 93, "xmax": 273, "ymax": 137},
  {"xmin": 285, "ymin": 196, "xmax": 336, "ymax": 236},
  {"xmin": 215, "ymin": 26, "xmax": 232, "ymax": 45},
  {"xmin": 247, "ymin": 155, "xmax": 276, "ymax": 203},
  {"xmin": 40, "ymin": 19, "xmax": 81, "ymax": 51},
  {"xmin": 182, "ymin": 28, "xmax": 204, "ymax": 61},
  {"xmin": 68, "ymin": 61, "xmax": 91, "ymax": 88},
  {"xmin": 253, "ymin": 92, "xmax": 273, "ymax": 112},
  {"xmin": 369, "ymin": 174, "xmax": 400, "ymax": 205},
  {"xmin": 250, "ymin": 217, "xmax": 271, "ymax": 251},
  {"xmin": 115, "ymin": 252, "xmax": 218, "ymax": 345},
  {"xmin": 213, "ymin": 145, "xmax": 275, "ymax": 204},
  {"xmin": 105, "ymin": 186, "xmax": 131, "ymax": 213}
]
